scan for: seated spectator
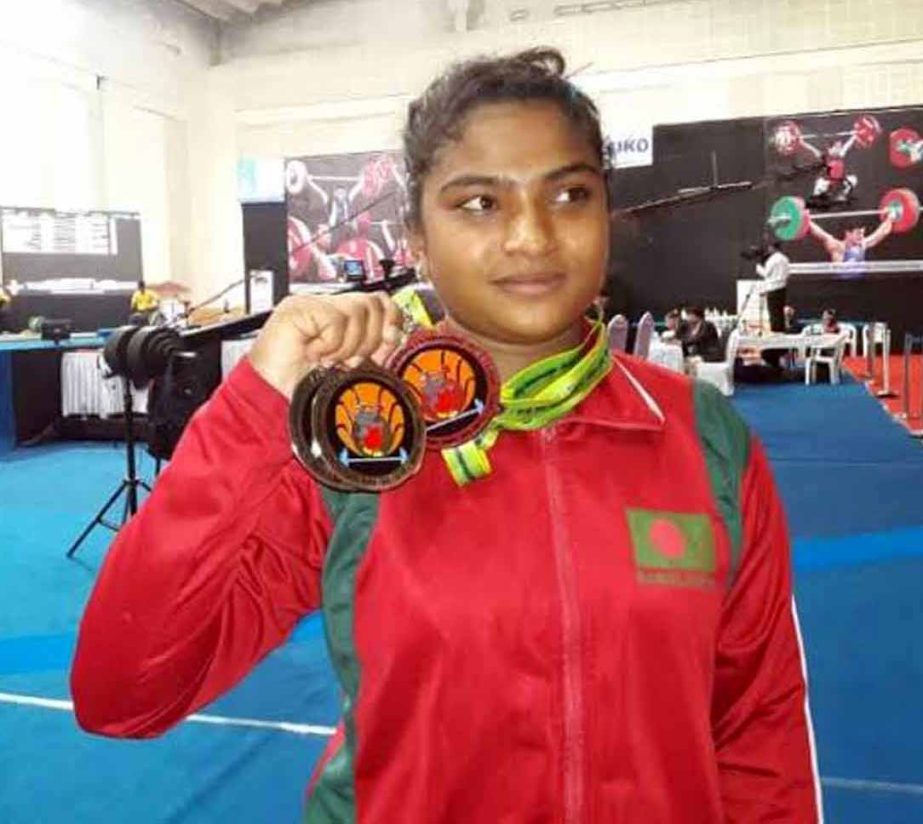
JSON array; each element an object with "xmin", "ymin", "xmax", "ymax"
[
  {"xmin": 661, "ymin": 308, "xmax": 683, "ymax": 340},
  {"xmin": 783, "ymin": 305, "xmax": 802, "ymax": 334},
  {"xmin": 821, "ymin": 308, "xmax": 840, "ymax": 335},
  {"xmin": 129, "ymin": 280, "xmax": 160, "ymax": 326},
  {"xmin": 679, "ymin": 306, "xmax": 723, "ymax": 362}
]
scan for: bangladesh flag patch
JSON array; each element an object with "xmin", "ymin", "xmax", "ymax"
[{"xmin": 626, "ymin": 508, "xmax": 717, "ymax": 588}]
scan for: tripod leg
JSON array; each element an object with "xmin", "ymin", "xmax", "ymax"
[{"xmin": 66, "ymin": 482, "xmax": 129, "ymax": 558}]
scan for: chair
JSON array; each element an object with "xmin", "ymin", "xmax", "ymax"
[
  {"xmin": 838, "ymin": 323, "xmax": 858, "ymax": 358},
  {"xmin": 862, "ymin": 322, "xmax": 887, "ymax": 358},
  {"xmin": 694, "ymin": 329, "xmax": 740, "ymax": 397},
  {"xmin": 607, "ymin": 314, "xmax": 629, "ymax": 353},
  {"xmin": 805, "ymin": 333, "xmax": 848, "ymax": 385},
  {"xmin": 632, "ymin": 312, "xmax": 655, "ymax": 359}
]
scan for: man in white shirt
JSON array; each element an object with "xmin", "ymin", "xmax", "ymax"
[{"xmin": 756, "ymin": 241, "xmax": 790, "ymax": 333}]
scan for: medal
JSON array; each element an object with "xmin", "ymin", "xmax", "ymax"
[
  {"xmin": 387, "ymin": 328, "xmax": 499, "ymax": 450},
  {"xmin": 290, "ymin": 309, "xmax": 605, "ymax": 492},
  {"xmin": 289, "ymin": 330, "xmax": 498, "ymax": 490},
  {"xmin": 290, "ymin": 363, "xmax": 426, "ymax": 491},
  {"xmin": 289, "ymin": 368, "xmax": 356, "ymax": 492}
]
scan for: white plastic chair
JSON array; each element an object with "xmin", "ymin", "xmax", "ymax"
[
  {"xmin": 805, "ymin": 333, "xmax": 849, "ymax": 385},
  {"xmin": 607, "ymin": 314, "xmax": 629, "ymax": 353},
  {"xmin": 839, "ymin": 323, "xmax": 858, "ymax": 358},
  {"xmin": 694, "ymin": 329, "xmax": 740, "ymax": 396},
  {"xmin": 862, "ymin": 322, "xmax": 883, "ymax": 357},
  {"xmin": 632, "ymin": 312, "xmax": 655, "ymax": 359}
]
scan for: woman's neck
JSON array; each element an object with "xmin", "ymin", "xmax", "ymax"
[{"xmin": 443, "ymin": 317, "xmax": 584, "ymax": 382}]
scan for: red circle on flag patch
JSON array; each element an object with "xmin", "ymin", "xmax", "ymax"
[{"xmin": 649, "ymin": 518, "xmax": 687, "ymax": 559}]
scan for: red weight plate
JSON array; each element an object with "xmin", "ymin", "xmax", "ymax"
[
  {"xmin": 880, "ymin": 188, "xmax": 921, "ymax": 234},
  {"xmin": 890, "ymin": 128, "xmax": 920, "ymax": 169}
]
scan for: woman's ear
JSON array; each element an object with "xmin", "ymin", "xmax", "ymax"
[{"xmin": 407, "ymin": 226, "xmax": 428, "ymax": 281}]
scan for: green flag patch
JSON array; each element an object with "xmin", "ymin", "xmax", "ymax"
[{"xmin": 626, "ymin": 509, "xmax": 716, "ymax": 586}]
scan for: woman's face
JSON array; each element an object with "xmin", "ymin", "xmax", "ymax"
[{"xmin": 412, "ymin": 101, "xmax": 609, "ymax": 346}]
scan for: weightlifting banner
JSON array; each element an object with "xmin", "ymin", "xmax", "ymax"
[
  {"xmin": 764, "ymin": 108, "xmax": 923, "ymax": 280},
  {"xmin": 284, "ymin": 150, "xmax": 413, "ymax": 286}
]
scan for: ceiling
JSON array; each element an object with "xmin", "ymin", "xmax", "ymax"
[{"xmin": 177, "ymin": 0, "xmax": 292, "ymax": 22}]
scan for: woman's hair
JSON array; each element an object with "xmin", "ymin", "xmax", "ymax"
[{"xmin": 402, "ymin": 47, "xmax": 607, "ymax": 229}]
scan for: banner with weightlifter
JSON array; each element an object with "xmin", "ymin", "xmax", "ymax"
[
  {"xmin": 284, "ymin": 151, "xmax": 413, "ymax": 286},
  {"xmin": 764, "ymin": 108, "xmax": 923, "ymax": 279}
]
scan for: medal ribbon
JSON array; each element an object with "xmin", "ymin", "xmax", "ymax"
[{"xmin": 442, "ymin": 321, "xmax": 611, "ymax": 486}]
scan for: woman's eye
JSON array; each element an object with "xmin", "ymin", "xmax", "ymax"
[
  {"xmin": 458, "ymin": 194, "xmax": 496, "ymax": 213},
  {"xmin": 554, "ymin": 186, "xmax": 591, "ymax": 204}
]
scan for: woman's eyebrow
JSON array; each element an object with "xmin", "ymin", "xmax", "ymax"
[{"xmin": 438, "ymin": 162, "xmax": 602, "ymax": 195}]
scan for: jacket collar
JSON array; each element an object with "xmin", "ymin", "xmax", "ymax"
[{"xmin": 564, "ymin": 354, "xmax": 666, "ymax": 432}]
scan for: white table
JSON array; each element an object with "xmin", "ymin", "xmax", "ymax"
[
  {"xmin": 737, "ymin": 332, "xmax": 845, "ymax": 357},
  {"xmin": 221, "ymin": 337, "xmax": 256, "ymax": 379},
  {"xmin": 647, "ymin": 340, "xmax": 685, "ymax": 373},
  {"xmin": 61, "ymin": 351, "xmax": 149, "ymax": 418}
]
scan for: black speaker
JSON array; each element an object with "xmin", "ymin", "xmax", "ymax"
[{"xmin": 40, "ymin": 318, "xmax": 72, "ymax": 343}]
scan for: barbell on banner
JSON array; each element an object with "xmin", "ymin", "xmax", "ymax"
[
  {"xmin": 767, "ymin": 188, "xmax": 921, "ymax": 241},
  {"xmin": 286, "ymin": 156, "xmax": 400, "ymax": 199},
  {"xmin": 772, "ymin": 115, "xmax": 882, "ymax": 156},
  {"xmin": 890, "ymin": 128, "xmax": 923, "ymax": 169}
]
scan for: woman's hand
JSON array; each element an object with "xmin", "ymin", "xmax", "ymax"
[{"xmin": 248, "ymin": 291, "xmax": 404, "ymax": 398}]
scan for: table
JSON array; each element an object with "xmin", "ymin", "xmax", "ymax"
[
  {"xmin": 648, "ymin": 340, "xmax": 685, "ymax": 373},
  {"xmin": 61, "ymin": 351, "xmax": 148, "ymax": 418},
  {"xmin": 737, "ymin": 332, "xmax": 845, "ymax": 357},
  {"xmin": 221, "ymin": 337, "xmax": 256, "ymax": 379},
  {"xmin": 0, "ymin": 334, "xmax": 111, "ymax": 451}
]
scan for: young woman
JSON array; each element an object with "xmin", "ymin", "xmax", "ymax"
[{"xmin": 72, "ymin": 49, "xmax": 821, "ymax": 822}]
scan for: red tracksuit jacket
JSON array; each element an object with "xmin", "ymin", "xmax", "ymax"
[{"xmin": 71, "ymin": 354, "xmax": 822, "ymax": 823}]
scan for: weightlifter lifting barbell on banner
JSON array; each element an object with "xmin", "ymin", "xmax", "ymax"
[
  {"xmin": 767, "ymin": 187, "xmax": 920, "ymax": 265},
  {"xmin": 771, "ymin": 115, "xmax": 882, "ymax": 209},
  {"xmin": 285, "ymin": 155, "xmax": 404, "ymax": 233}
]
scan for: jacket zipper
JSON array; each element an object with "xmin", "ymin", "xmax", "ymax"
[{"xmin": 541, "ymin": 426, "xmax": 585, "ymax": 824}]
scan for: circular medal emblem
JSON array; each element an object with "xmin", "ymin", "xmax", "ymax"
[
  {"xmin": 388, "ymin": 330, "xmax": 500, "ymax": 449},
  {"xmin": 289, "ymin": 368, "xmax": 357, "ymax": 491},
  {"xmin": 311, "ymin": 365, "xmax": 425, "ymax": 491}
]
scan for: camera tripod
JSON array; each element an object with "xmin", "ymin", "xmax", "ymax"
[{"xmin": 66, "ymin": 378, "xmax": 151, "ymax": 558}]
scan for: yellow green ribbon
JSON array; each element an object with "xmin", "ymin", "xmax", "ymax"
[
  {"xmin": 392, "ymin": 285, "xmax": 437, "ymax": 330},
  {"xmin": 442, "ymin": 321, "xmax": 611, "ymax": 486}
]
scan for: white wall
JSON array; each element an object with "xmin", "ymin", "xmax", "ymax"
[
  {"xmin": 8, "ymin": 0, "xmax": 920, "ymax": 302},
  {"xmin": 222, "ymin": 0, "xmax": 923, "ymax": 158},
  {"xmin": 181, "ymin": 0, "xmax": 921, "ymax": 301},
  {"xmin": 0, "ymin": 0, "xmax": 218, "ymax": 297}
]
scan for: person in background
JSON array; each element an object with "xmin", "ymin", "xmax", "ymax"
[
  {"xmin": 755, "ymin": 240, "xmax": 790, "ymax": 333},
  {"xmin": 129, "ymin": 280, "xmax": 160, "ymax": 325},
  {"xmin": 821, "ymin": 308, "xmax": 841, "ymax": 334},
  {"xmin": 0, "ymin": 284, "xmax": 12, "ymax": 333},
  {"xmin": 783, "ymin": 305, "xmax": 801, "ymax": 334},
  {"xmin": 679, "ymin": 305, "xmax": 722, "ymax": 361},
  {"xmin": 661, "ymin": 307, "xmax": 683, "ymax": 340}
]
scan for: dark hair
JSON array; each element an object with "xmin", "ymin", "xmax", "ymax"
[
  {"xmin": 665, "ymin": 309, "xmax": 681, "ymax": 321},
  {"xmin": 686, "ymin": 306, "xmax": 705, "ymax": 319},
  {"xmin": 402, "ymin": 47, "xmax": 606, "ymax": 229}
]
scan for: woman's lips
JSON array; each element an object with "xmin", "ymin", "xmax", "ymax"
[{"xmin": 492, "ymin": 272, "xmax": 565, "ymax": 297}]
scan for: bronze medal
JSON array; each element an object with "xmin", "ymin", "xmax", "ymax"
[
  {"xmin": 289, "ymin": 368, "xmax": 358, "ymax": 491},
  {"xmin": 309, "ymin": 364, "xmax": 426, "ymax": 491},
  {"xmin": 387, "ymin": 329, "xmax": 500, "ymax": 450}
]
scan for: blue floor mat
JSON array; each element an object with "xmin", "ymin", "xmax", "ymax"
[{"xmin": 1, "ymin": 375, "xmax": 922, "ymax": 822}]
